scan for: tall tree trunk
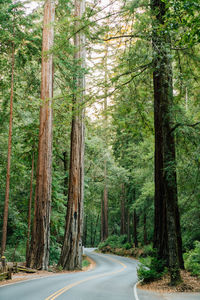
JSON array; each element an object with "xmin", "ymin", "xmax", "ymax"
[
  {"xmin": 101, "ymin": 44, "xmax": 109, "ymax": 241},
  {"xmin": 58, "ymin": 0, "xmax": 85, "ymax": 270},
  {"xmin": 26, "ymin": 152, "xmax": 35, "ymax": 261},
  {"xmin": 103, "ymin": 161, "xmax": 108, "ymax": 240},
  {"xmin": 120, "ymin": 183, "xmax": 126, "ymax": 235},
  {"xmin": 151, "ymin": 0, "xmax": 182, "ymax": 284},
  {"xmin": 83, "ymin": 214, "xmax": 87, "ymax": 246},
  {"xmin": 133, "ymin": 209, "xmax": 138, "ymax": 248},
  {"xmin": 93, "ymin": 214, "xmax": 100, "ymax": 246},
  {"xmin": 63, "ymin": 151, "xmax": 68, "ymax": 198},
  {"xmin": 143, "ymin": 212, "xmax": 147, "ymax": 245},
  {"xmin": 127, "ymin": 210, "xmax": 130, "ymax": 243},
  {"xmin": 1, "ymin": 40, "xmax": 15, "ymax": 256},
  {"xmin": 27, "ymin": 0, "xmax": 54, "ymax": 270},
  {"xmin": 101, "ymin": 196, "xmax": 104, "ymax": 241},
  {"xmin": 90, "ymin": 216, "xmax": 93, "ymax": 246}
]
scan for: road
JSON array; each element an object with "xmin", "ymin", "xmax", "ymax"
[
  {"xmin": 0, "ymin": 249, "xmax": 139, "ymax": 300},
  {"xmin": 1, "ymin": 249, "xmax": 199, "ymax": 300}
]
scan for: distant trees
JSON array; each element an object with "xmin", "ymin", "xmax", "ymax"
[
  {"xmin": 0, "ymin": 0, "xmax": 40, "ymax": 257},
  {"xmin": 1, "ymin": 20, "xmax": 15, "ymax": 257}
]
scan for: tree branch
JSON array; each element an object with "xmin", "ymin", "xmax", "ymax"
[{"xmin": 170, "ymin": 122, "xmax": 200, "ymax": 133}]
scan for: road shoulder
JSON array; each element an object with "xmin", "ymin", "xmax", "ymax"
[{"xmin": 0, "ymin": 255, "xmax": 96, "ymax": 288}]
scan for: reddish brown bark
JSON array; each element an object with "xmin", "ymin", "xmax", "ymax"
[
  {"xmin": 133, "ymin": 209, "xmax": 138, "ymax": 248},
  {"xmin": 1, "ymin": 41, "xmax": 15, "ymax": 256},
  {"xmin": 26, "ymin": 152, "xmax": 35, "ymax": 261},
  {"xmin": 63, "ymin": 151, "xmax": 68, "ymax": 197},
  {"xmin": 151, "ymin": 0, "xmax": 182, "ymax": 284},
  {"xmin": 83, "ymin": 214, "xmax": 88, "ymax": 246},
  {"xmin": 58, "ymin": 0, "xmax": 85, "ymax": 270},
  {"xmin": 120, "ymin": 183, "xmax": 126, "ymax": 235},
  {"xmin": 101, "ymin": 196, "xmax": 104, "ymax": 241},
  {"xmin": 101, "ymin": 44, "xmax": 109, "ymax": 242},
  {"xmin": 27, "ymin": 0, "xmax": 54, "ymax": 270},
  {"xmin": 103, "ymin": 161, "xmax": 108, "ymax": 240},
  {"xmin": 127, "ymin": 210, "xmax": 130, "ymax": 243}
]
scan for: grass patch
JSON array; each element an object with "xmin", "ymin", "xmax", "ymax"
[{"xmin": 82, "ymin": 258, "xmax": 90, "ymax": 268}]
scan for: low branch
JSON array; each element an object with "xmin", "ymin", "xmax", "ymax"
[
  {"xmin": 114, "ymin": 63, "xmax": 152, "ymax": 80},
  {"xmin": 170, "ymin": 122, "xmax": 200, "ymax": 133},
  {"xmin": 103, "ymin": 34, "xmax": 141, "ymax": 41}
]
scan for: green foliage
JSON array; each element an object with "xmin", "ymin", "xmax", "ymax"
[
  {"xmin": 49, "ymin": 237, "xmax": 62, "ymax": 265},
  {"xmin": 98, "ymin": 235, "xmax": 129, "ymax": 250},
  {"xmin": 142, "ymin": 244, "xmax": 155, "ymax": 257},
  {"xmin": 184, "ymin": 241, "xmax": 200, "ymax": 277},
  {"xmin": 82, "ymin": 259, "xmax": 90, "ymax": 268},
  {"xmin": 4, "ymin": 243, "xmax": 26, "ymax": 262},
  {"xmin": 137, "ymin": 255, "xmax": 167, "ymax": 283},
  {"xmin": 123, "ymin": 242, "xmax": 132, "ymax": 250}
]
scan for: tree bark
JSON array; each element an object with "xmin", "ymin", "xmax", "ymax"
[
  {"xmin": 101, "ymin": 196, "xmax": 104, "ymax": 241},
  {"xmin": 1, "ymin": 40, "xmax": 15, "ymax": 256},
  {"xmin": 26, "ymin": 152, "xmax": 35, "ymax": 261},
  {"xmin": 58, "ymin": 0, "xmax": 85, "ymax": 270},
  {"xmin": 90, "ymin": 215, "xmax": 93, "ymax": 246},
  {"xmin": 151, "ymin": 0, "xmax": 183, "ymax": 284},
  {"xmin": 101, "ymin": 44, "xmax": 109, "ymax": 241},
  {"xmin": 63, "ymin": 151, "xmax": 68, "ymax": 198},
  {"xmin": 133, "ymin": 209, "xmax": 138, "ymax": 248},
  {"xmin": 83, "ymin": 214, "xmax": 87, "ymax": 246},
  {"xmin": 103, "ymin": 161, "xmax": 108, "ymax": 240},
  {"xmin": 27, "ymin": 0, "xmax": 54, "ymax": 270},
  {"xmin": 93, "ymin": 214, "xmax": 99, "ymax": 246},
  {"xmin": 127, "ymin": 210, "xmax": 130, "ymax": 243},
  {"xmin": 120, "ymin": 183, "xmax": 126, "ymax": 235},
  {"xmin": 143, "ymin": 212, "xmax": 147, "ymax": 245}
]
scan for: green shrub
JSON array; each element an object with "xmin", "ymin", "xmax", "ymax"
[
  {"xmin": 82, "ymin": 259, "xmax": 90, "ymax": 268},
  {"xmin": 98, "ymin": 235, "xmax": 128, "ymax": 250},
  {"xmin": 4, "ymin": 243, "xmax": 26, "ymax": 262},
  {"xmin": 137, "ymin": 255, "xmax": 167, "ymax": 283},
  {"xmin": 122, "ymin": 242, "xmax": 132, "ymax": 250},
  {"xmin": 49, "ymin": 237, "xmax": 62, "ymax": 265},
  {"xmin": 142, "ymin": 244, "xmax": 155, "ymax": 257},
  {"xmin": 184, "ymin": 240, "xmax": 200, "ymax": 277}
]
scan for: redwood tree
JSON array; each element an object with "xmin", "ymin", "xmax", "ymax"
[
  {"xmin": 26, "ymin": 152, "xmax": 35, "ymax": 261},
  {"xmin": 27, "ymin": 0, "xmax": 55, "ymax": 270},
  {"xmin": 58, "ymin": 0, "xmax": 85, "ymax": 270},
  {"xmin": 120, "ymin": 183, "xmax": 126, "ymax": 235},
  {"xmin": 101, "ymin": 44, "xmax": 109, "ymax": 241},
  {"xmin": 151, "ymin": 0, "xmax": 183, "ymax": 284}
]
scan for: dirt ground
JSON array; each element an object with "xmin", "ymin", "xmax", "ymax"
[
  {"xmin": 0, "ymin": 256, "xmax": 95, "ymax": 287},
  {"xmin": 138, "ymin": 270, "xmax": 200, "ymax": 293}
]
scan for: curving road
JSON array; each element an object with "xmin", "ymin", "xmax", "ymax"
[
  {"xmin": 1, "ymin": 249, "xmax": 199, "ymax": 300},
  {"xmin": 0, "ymin": 249, "xmax": 139, "ymax": 300}
]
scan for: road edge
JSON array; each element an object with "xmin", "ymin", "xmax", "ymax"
[
  {"xmin": 0, "ymin": 255, "xmax": 96, "ymax": 288},
  {"xmin": 133, "ymin": 280, "xmax": 142, "ymax": 300}
]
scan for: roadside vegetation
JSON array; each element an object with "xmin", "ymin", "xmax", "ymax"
[{"xmin": 98, "ymin": 236, "xmax": 200, "ymax": 289}]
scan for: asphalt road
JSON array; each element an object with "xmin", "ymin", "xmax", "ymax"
[
  {"xmin": 1, "ymin": 249, "xmax": 199, "ymax": 300},
  {"xmin": 0, "ymin": 249, "xmax": 139, "ymax": 300}
]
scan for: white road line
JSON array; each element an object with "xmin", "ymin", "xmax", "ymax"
[{"xmin": 133, "ymin": 280, "xmax": 142, "ymax": 300}]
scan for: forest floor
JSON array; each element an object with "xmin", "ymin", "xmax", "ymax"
[
  {"xmin": 0, "ymin": 255, "xmax": 95, "ymax": 287},
  {"xmin": 138, "ymin": 270, "xmax": 200, "ymax": 293}
]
